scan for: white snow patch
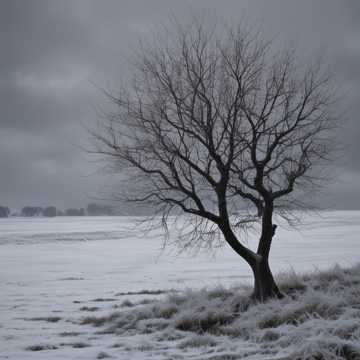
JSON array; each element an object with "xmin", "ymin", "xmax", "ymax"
[{"xmin": 0, "ymin": 212, "xmax": 359, "ymax": 359}]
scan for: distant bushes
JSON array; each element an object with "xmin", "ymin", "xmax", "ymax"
[
  {"xmin": 20, "ymin": 206, "xmax": 61, "ymax": 217},
  {"xmin": 42, "ymin": 206, "xmax": 57, "ymax": 217},
  {"xmin": 86, "ymin": 203, "xmax": 114, "ymax": 216},
  {"xmin": 0, "ymin": 202, "xmax": 116, "ymax": 217},
  {"xmin": 0, "ymin": 206, "xmax": 10, "ymax": 217},
  {"xmin": 21, "ymin": 206, "xmax": 43, "ymax": 217},
  {"xmin": 65, "ymin": 208, "xmax": 85, "ymax": 216}
]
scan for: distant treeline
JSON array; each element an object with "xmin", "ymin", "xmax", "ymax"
[{"xmin": 0, "ymin": 203, "xmax": 115, "ymax": 218}]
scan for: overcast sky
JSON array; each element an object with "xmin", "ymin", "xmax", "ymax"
[{"xmin": 2, "ymin": 0, "xmax": 360, "ymax": 210}]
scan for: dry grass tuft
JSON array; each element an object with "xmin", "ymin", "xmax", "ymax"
[
  {"xmin": 177, "ymin": 334, "xmax": 218, "ymax": 349},
  {"xmin": 26, "ymin": 344, "xmax": 58, "ymax": 351},
  {"xmin": 79, "ymin": 306, "xmax": 99, "ymax": 312},
  {"xmin": 77, "ymin": 263, "xmax": 360, "ymax": 359},
  {"xmin": 97, "ymin": 351, "xmax": 112, "ymax": 358},
  {"xmin": 27, "ymin": 316, "xmax": 62, "ymax": 323}
]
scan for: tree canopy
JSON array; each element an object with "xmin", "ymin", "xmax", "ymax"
[{"xmin": 93, "ymin": 20, "xmax": 340, "ymax": 300}]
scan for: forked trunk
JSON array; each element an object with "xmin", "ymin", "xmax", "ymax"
[
  {"xmin": 220, "ymin": 224, "xmax": 283, "ymax": 302},
  {"xmin": 219, "ymin": 201, "xmax": 283, "ymax": 302}
]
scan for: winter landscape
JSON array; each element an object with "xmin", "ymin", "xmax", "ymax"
[
  {"xmin": 3, "ymin": 1, "xmax": 360, "ymax": 359},
  {"xmin": 1, "ymin": 212, "xmax": 359, "ymax": 359}
]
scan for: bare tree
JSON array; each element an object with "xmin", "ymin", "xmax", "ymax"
[{"xmin": 93, "ymin": 21, "xmax": 339, "ymax": 301}]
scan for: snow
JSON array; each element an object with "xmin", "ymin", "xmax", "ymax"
[{"xmin": 0, "ymin": 211, "xmax": 359, "ymax": 359}]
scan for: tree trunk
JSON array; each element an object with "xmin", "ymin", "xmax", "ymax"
[
  {"xmin": 251, "ymin": 256, "xmax": 283, "ymax": 301},
  {"xmin": 218, "ymin": 199, "xmax": 283, "ymax": 302},
  {"xmin": 252, "ymin": 201, "xmax": 283, "ymax": 301},
  {"xmin": 220, "ymin": 222, "xmax": 283, "ymax": 301}
]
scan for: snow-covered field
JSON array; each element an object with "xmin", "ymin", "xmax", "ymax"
[{"xmin": 0, "ymin": 211, "xmax": 359, "ymax": 359}]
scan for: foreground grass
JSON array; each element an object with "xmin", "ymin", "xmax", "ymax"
[{"xmin": 79, "ymin": 263, "xmax": 360, "ymax": 360}]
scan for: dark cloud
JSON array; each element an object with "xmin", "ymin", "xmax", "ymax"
[{"xmin": 2, "ymin": 0, "xmax": 360, "ymax": 210}]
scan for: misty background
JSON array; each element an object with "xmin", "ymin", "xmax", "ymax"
[{"xmin": 2, "ymin": 0, "xmax": 360, "ymax": 211}]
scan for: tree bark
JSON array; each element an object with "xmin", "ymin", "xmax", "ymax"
[
  {"xmin": 251, "ymin": 201, "xmax": 283, "ymax": 301},
  {"xmin": 219, "ymin": 198, "xmax": 283, "ymax": 302},
  {"xmin": 220, "ymin": 222, "xmax": 282, "ymax": 301},
  {"xmin": 251, "ymin": 256, "xmax": 283, "ymax": 301}
]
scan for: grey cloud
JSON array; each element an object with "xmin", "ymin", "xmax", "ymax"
[{"xmin": 1, "ymin": 0, "xmax": 360, "ymax": 210}]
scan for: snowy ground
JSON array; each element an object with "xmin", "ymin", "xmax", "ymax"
[{"xmin": 0, "ymin": 211, "xmax": 359, "ymax": 359}]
